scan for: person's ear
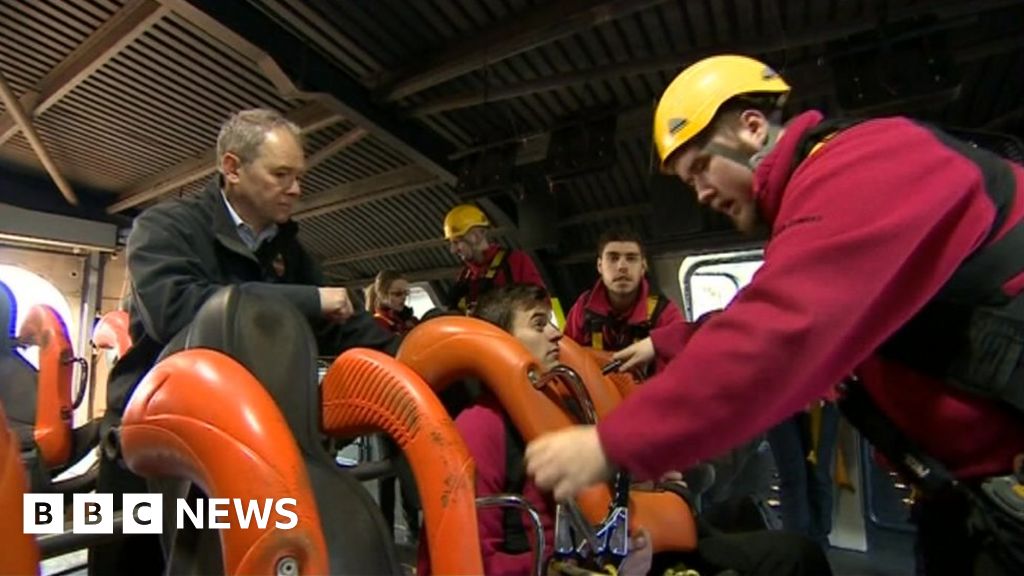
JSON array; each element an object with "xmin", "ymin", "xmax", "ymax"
[
  {"xmin": 641, "ymin": 257, "xmax": 648, "ymax": 274},
  {"xmin": 596, "ymin": 256, "xmax": 603, "ymax": 276},
  {"xmin": 738, "ymin": 109, "xmax": 769, "ymax": 147},
  {"xmin": 221, "ymin": 153, "xmax": 242, "ymax": 185}
]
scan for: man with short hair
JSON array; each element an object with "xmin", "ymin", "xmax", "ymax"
[
  {"xmin": 565, "ymin": 229, "xmax": 684, "ymax": 364},
  {"xmin": 117, "ymin": 109, "xmax": 394, "ymax": 397},
  {"xmin": 525, "ymin": 55, "xmax": 1024, "ymax": 575},
  {"xmin": 443, "ymin": 203, "xmax": 546, "ymax": 312},
  {"xmin": 94, "ymin": 108, "xmax": 395, "ymax": 573}
]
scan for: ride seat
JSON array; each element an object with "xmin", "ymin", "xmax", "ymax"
[
  {"xmin": 0, "ymin": 402, "xmax": 40, "ymax": 575},
  {"xmin": 148, "ymin": 286, "xmax": 399, "ymax": 575},
  {"xmin": 92, "ymin": 310, "xmax": 131, "ymax": 359},
  {"xmin": 1, "ymin": 281, "xmax": 102, "ymax": 495},
  {"xmin": 0, "ymin": 280, "xmax": 38, "ymax": 452}
]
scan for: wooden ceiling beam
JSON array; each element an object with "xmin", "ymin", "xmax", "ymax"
[
  {"xmin": 0, "ymin": 0, "xmax": 167, "ymax": 146},
  {"xmin": 380, "ymin": 0, "xmax": 669, "ymax": 103},
  {"xmin": 0, "ymin": 71, "xmax": 78, "ymax": 205},
  {"xmin": 410, "ymin": 0, "xmax": 1022, "ymax": 117},
  {"xmin": 107, "ymin": 101, "xmax": 340, "ymax": 213},
  {"xmin": 293, "ymin": 165, "xmax": 438, "ymax": 221}
]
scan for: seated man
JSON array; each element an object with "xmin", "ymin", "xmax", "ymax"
[
  {"xmin": 424, "ymin": 284, "xmax": 831, "ymax": 575},
  {"xmin": 565, "ymin": 229, "xmax": 684, "ymax": 373},
  {"xmin": 95, "ymin": 108, "xmax": 396, "ymax": 573}
]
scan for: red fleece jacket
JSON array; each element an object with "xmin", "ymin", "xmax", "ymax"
[
  {"xmin": 565, "ymin": 277, "xmax": 686, "ymax": 354},
  {"xmin": 598, "ymin": 111, "xmax": 1024, "ymax": 481}
]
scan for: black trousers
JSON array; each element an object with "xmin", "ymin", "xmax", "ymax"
[{"xmin": 651, "ymin": 529, "xmax": 833, "ymax": 576}]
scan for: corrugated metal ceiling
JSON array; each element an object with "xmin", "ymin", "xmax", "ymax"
[{"xmin": 1, "ymin": 0, "xmax": 1022, "ymax": 298}]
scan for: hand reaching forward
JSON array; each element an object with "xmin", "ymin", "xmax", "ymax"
[
  {"xmin": 318, "ymin": 287, "xmax": 354, "ymax": 322},
  {"xmin": 611, "ymin": 337, "xmax": 655, "ymax": 373},
  {"xmin": 525, "ymin": 425, "xmax": 612, "ymax": 502}
]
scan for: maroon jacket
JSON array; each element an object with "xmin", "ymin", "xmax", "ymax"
[
  {"xmin": 372, "ymin": 306, "xmax": 417, "ymax": 337},
  {"xmin": 599, "ymin": 111, "xmax": 1024, "ymax": 481},
  {"xmin": 565, "ymin": 277, "xmax": 686, "ymax": 353},
  {"xmin": 450, "ymin": 244, "xmax": 546, "ymax": 311}
]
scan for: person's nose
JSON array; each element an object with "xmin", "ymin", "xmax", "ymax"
[
  {"xmin": 546, "ymin": 325, "xmax": 562, "ymax": 342},
  {"xmin": 694, "ymin": 180, "xmax": 716, "ymax": 205}
]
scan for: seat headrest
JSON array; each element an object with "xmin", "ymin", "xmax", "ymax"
[{"xmin": 167, "ymin": 286, "xmax": 322, "ymax": 455}]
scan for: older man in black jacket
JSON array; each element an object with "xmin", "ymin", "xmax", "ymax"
[{"xmin": 93, "ymin": 109, "xmax": 395, "ymax": 573}]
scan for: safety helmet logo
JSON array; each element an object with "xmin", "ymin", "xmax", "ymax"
[{"xmin": 667, "ymin": 117, "xmax": 688, "ymax": 135}]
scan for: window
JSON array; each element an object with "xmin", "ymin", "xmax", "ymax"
[
  {"xmin": 407, "ymin": 283, "xmax": 438, "ymax": 319},
  {"xmin": 678, "ymin": 250, "xmax": 764, "ymax": 321}
]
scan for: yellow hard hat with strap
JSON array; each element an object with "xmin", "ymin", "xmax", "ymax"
[
  {"xmin": 653, "ymin": 54, "xmax": 790, "ymax": 171},
  {"xmin": 443, "ymin": 204, "xmax": 490, "ymax": 240}
]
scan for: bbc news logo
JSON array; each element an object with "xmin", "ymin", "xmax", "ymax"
[{"xmin": 24, "ymin": 494, "xmax": 298, "ymax": 534}]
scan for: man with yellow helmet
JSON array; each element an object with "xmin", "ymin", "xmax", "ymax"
[
  {"xmin": 443, "ymin": 203, "xmax": 545, "ymax": 312},
  {"xmin": 525, "ymin": 55, "xmax": 1024, "ymax": 575}
]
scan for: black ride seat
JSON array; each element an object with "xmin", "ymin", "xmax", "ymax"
[{"xmin": 153, "ymin": 286, "xmax": 400, "ymax": 575}]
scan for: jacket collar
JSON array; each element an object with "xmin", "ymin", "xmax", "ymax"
[
  {"xmin": 200, "ymin": 177, "xmax": 299, "ymax": 262},
  {"xmin": 753, "ymin": 110, "xmax": 825, "ymax": 228},
  {"xmin": 584, "ymin": 276, "xmax": 652, "ymax": 325},
  {"xmin": 465, "ymin": 243, "xmax": 503, "ymax": 275}
]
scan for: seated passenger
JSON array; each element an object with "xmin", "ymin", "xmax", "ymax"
[
  {"xmin": 419, "ymin": 284, "xmax": 650, "ymax": 575},
  {"xmin": 565, "ymin": 229, "xmax": 685, "ymax": 373},
  {"xmin": 366, "ymin": 270, "xmax": 418, "ymax": 337},
  {"xmin": 423, "ymin": 284, "xmax": 831, "ymax": 575}
]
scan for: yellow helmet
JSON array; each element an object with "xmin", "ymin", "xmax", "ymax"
[
  {"xmin": 443, "ymin": 204, "xmax": 490, "ymax": 240},
  {"xmin": 653, "ymin": 54, "xmax": 790, "ymax": 170}
]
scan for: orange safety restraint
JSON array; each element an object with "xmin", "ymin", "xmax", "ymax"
[
  {"xmin": 0, "ymin": 403, "xmax": 39, "ymax": 575},
  {"xmin": 397, "ymin": 316, "xmax": 697, "ymax": 555},
  {"xmin": 18, "ymin": 305, "xmax": 75, "ymax": 469},
  {"xmin": 321, "ymin": 349, "xmax": 483, "ymax": 575},
  {"xmin": 121, "ymin": 349, "xmax": 330, "ymax": 576}
]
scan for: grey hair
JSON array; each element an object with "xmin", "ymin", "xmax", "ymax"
[{"xmin": 216, "ymin": 108, "xmax": 302, "ymax": 171}]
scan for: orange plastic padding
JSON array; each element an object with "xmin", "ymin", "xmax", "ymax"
[
  {"xmin": 18, "ymin": 304, "xmax": 73, "ymax": 469},
  {"xmin": 321, "ymin": 348, "xmax": 483, "ymax": 576},
  {"xmin": 0, "ymin": 403, "xmax": 40, "ymax": 575},
  {"xmin": 398, "ymin": 317, "xmax": 697, "ymax": 553},
  {"xmin": 120, "ymin": 349, "xmax": 328, "ymax": 576},
  {"xmin": 562, "ymin": 345, "xmax": 641, "ymax": 400},
  {"xmin": 92, "ymin": 310, "xmax": 131, "ymax": 358}
]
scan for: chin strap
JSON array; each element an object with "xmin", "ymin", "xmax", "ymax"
[{"xmin": 702, "ymin": 123, "xmax": 782, "ymax": 171}]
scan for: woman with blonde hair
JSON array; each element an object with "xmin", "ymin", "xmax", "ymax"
[{"xmin": 365, "ymin": 270, "xmax": 418, "ymax": 337}]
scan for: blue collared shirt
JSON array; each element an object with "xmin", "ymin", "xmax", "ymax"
[{"xmin": 221, "ymin": 191, "xmax": 278, "ymax": 251}]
